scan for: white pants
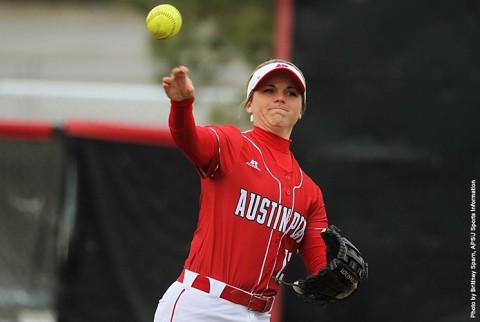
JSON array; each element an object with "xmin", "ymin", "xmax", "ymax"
[{"xmin": 154, "ymin": 281, "xmax": 272, "ymax": 322}]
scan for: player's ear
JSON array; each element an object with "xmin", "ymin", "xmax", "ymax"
[{"xmin": 245, "ymin": 101, "xmax": 253, "ymax": 114}]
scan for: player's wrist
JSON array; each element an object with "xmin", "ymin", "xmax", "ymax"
[{"xmin": 171, "ymin": 96, "xmax": 195, "ymax": 108}]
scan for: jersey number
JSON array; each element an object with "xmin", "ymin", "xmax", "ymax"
[{"xmin": 275, "ymin": 249, "xmax": 292, "ymax": 282}]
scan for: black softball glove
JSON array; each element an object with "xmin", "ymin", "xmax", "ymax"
[{"xmin": 293, "ymin": 225, "xmax": 368, "ymax": 305}]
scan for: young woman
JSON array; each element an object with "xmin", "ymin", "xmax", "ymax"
[{"xmin": 154, "ymin": 60, "xmax": 337, "ymax": 321}]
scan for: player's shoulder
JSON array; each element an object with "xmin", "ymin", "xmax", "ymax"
[
  {"xmin": 299, "ymin": 170, "xmax": 327, "ymax": 213},
  {"xmin": 302, "ymin": 169, "xmax": 319, "ymax": 187},
  {"xmin": 299, "ymin": 167, "xmax": 323, "ymax": 194},
  {"xmin": 206, "ymin": 124, "xmax": 241, "ymax": 136},
  {"xmin": 205, "ymin": 124, "xmax": 244, "ymax": 146}
]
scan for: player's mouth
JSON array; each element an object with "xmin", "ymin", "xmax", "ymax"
[{"xmin": 268, "ymin": 106, "xmax": 288, "ymax": 113}]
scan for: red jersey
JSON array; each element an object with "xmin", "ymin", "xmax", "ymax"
[{"xmin": 169, "ymin": 98, "xmax": 328, "ymax": 297}]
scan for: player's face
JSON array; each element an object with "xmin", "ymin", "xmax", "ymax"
[{"xmin": 246, "ymin": 72, "xmax": 303, "ymax": 139}]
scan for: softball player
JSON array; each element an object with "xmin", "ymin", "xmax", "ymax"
[{"xmin": 154, "ymin": 59, "xmax": 329, "ymax": 322}]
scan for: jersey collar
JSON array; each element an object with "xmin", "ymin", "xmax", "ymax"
[{"xmin": 252, "ymin": 126, "xmax": 291, "ymax": 153}]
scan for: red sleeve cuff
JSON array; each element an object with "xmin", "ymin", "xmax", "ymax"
[{"xmin": 171, "ymin": 97, "xmax": 195, "ymax": 109}]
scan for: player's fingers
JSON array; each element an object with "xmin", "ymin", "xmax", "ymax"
[
  {"xmin": 162, "ymin": 76, "xmax": 171, "ymax": 86},
  {"xmin": 163, "ymin": 66, "xmax": 195, "ymax": 101},
  {"xmin": 177, "ymin": 65, "xmax": 189, "ymax": 74},
  {"xmin": 172, "ymin": 66, "xmax": 189, "ymax": 79}
]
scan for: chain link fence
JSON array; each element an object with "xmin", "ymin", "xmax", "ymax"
[{"xmin": 0, "ymin": 138, "xmax": 65, "ymax": 322}]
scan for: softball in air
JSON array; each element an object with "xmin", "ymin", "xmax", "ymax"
[{"xmin": 145, "ymin": 4, "xmax": 182, "ymax": 40}]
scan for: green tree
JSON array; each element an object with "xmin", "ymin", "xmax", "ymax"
[{"xmin": 126, "ymin": 0, "xmax": 274, "ymax": 84}]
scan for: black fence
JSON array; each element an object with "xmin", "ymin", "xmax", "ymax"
[{"xmin": 1, "ymin": 1, "xmax": 478, "ymax": 321}]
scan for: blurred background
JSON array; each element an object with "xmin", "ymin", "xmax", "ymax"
[
  {"xmin": 0, "ymin": 0, "xmax": 478, "ymax": 321},
  {"xmin": 0, "ymin": 0, "xmax": 275, "ymax": 126}
]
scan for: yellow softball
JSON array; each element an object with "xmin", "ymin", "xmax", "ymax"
[{"xmin": 145, "ymin": 4, "xmax": 182, "ymax": 40}]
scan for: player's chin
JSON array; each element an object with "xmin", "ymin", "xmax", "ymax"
[
  {"xmin": 270, "ymin": 118, "xmax": 298, "ymax": 130},
  {"xmin": 267, "ymin": 112, "xmax": 293, "ymax": 123},
  {"xmin": 266, "ymin": 119, "xmax": 288, "ymax": 130}
]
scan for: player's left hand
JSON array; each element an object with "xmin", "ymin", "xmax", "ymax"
[{"xmin": 293, "ymin": 225, "xmax": 368, "ymax": 305}]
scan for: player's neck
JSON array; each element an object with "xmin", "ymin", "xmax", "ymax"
[{"xmin": 252, "ymin": 126, "xmax": 291, "ymax": 153}]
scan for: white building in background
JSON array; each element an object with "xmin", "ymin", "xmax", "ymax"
[{"xmin": 0, "ymin": 2, "xmax": 240, "ymax": 127}]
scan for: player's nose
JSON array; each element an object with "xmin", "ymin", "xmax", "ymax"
[{"xmin": 274, "ymin": 92, "xmax": 286, "ymax": 102}]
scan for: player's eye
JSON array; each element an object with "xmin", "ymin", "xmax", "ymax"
[
  {"xmin": 286, "ymin": 90, "xmax": 299, "ymax": 97},
  {"xmin": 286, "ymin": 91, "xmax": 298, "ymax": 97}
]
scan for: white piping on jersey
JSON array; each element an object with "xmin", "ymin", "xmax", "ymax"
[
  {"xmin": 207, "ymin": 127, "xmax": 306, "ymax": 295},
  {"xmin": 272, "ymin": 169, "xmax": 304, "ymax": 282},
  {"xmin": 241, "ymin": 133, "xmax": 299, "ymax": 296},
  {"xmin": 196, "ymin": 127, "xmax": 221, "ymax": 178}
]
